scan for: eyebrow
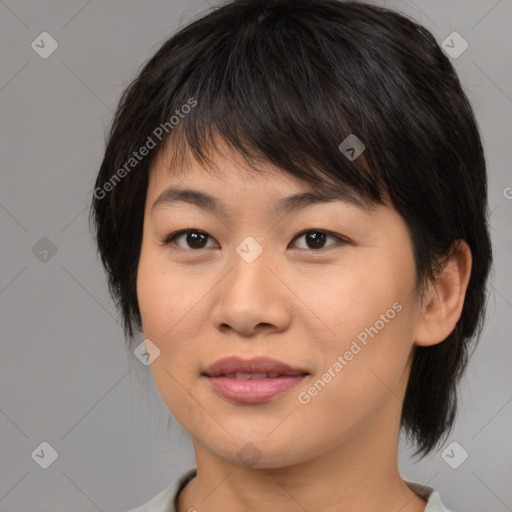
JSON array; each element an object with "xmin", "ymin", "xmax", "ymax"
[{"xmin": 151, "ymin": 186, "xmax": 367, "ymax": 217}]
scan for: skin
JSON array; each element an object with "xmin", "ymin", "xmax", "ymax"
[{"xmin": 136, "ymin": 140, "xmax": 472, "ymax": 512}]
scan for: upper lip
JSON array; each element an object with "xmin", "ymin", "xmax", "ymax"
[{"xmin": 203, "ymin": 356, "xmax": 309, "ymax": 377}]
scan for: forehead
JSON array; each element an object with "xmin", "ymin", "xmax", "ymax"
[{"xmin": 147, "ymin": 142, "xmax": 376, "ymax": 214}]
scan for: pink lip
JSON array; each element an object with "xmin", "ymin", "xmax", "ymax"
[
  {"xmin": 207, "ymin": 375, "xmax": 307, "ymax": 403},
  {"xmin": 203, "ymin": 356, "xmax": 309, "ymax": 404}
]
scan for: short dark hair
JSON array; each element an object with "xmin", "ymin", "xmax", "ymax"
[{"xmin": 89, "ymin": 0, "xmax": 492, "ymax": 457}]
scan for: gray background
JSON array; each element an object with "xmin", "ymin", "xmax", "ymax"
[{"xmin": 0, "ymin": 0, "xmax": 511, "ymax": 511}]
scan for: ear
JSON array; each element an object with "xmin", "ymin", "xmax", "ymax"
[{"xmin": 414, "ymin": 240, "xmax": 472, "ymax": 347}]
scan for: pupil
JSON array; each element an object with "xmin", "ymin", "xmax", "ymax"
[
  {"xmin": 188, "ymin": 232, "xmax": 206, "ymax": 249},
  {"xmin": 307, "ymin": 231, "xmax": 325, "ymax": 249}
]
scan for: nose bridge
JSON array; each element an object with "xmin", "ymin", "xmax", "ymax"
[
  {"xmin": 227, "ymin": 235, "xmax": 270, "ymax": 298},
  {"xmin": 211, "ymin": 234, "xmax": 289, "ymax": 335}
]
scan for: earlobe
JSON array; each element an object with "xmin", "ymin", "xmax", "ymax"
[{"xmin": 414, "ymin": 240, "xmax": 472, "ymax": 347}]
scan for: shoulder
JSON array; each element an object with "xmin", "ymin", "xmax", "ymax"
[
  {"xmin": 125, "ymin": 468, "xmax": 197, "ymax": 512},
  {"xmin": 404, "ymin": 480, "xmax": 453, "ymax": 512}
]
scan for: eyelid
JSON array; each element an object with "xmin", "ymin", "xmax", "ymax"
[
  {"xmin": 161, "ymin": 228, "xmax": 350, "ymax": 251},
  {"xmin": 290, "ymin": 228, "xmax": 349, "ymax": 247},
  {"xmin": 161, "ymin": 229, "xmax": 218, "ymax": 248}
]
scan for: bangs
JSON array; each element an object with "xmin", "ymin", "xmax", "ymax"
[{"xmin": 143, "ymin": 1, "xmax": 392, "ymax": 208}]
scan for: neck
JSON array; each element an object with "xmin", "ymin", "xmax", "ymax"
[{"xmin": 176, "ymin": 396, "xmax": 426, "ymax": 512}]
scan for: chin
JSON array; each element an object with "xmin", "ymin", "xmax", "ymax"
[{"xmin": 198, "ymin": 430, "xmax": 313, "ymax": 470}]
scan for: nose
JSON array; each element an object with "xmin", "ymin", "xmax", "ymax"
[{"xmin": 209, "ymin": 243, "xmax": 292, "ymax": 337}]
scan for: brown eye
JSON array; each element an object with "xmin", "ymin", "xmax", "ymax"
[
  {"xmin": 290, "ymin": 230, "xmax": 345, "ymax": 251},
  {"xmin": 162, "ymin": 228, "xmax": 347, "ymax": 252},
  {"xmin": 163, "ymin": 229, "xmax": 218, "ymax": 250}
]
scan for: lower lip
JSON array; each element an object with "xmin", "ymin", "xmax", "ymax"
[{"xmin": 206, "ymin": 375, "xmax": 307, "ymax": 404}]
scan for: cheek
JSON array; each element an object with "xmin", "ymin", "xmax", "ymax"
[
  {"xmin": 293, "ymin": 305, "xmax": 416, "ymax": 449},
  {"xmin": 136, "ymin": 249, "xmax": 168, "ymax": 337},
  {"xmin": 136, "ymin": 245, "xmax": 203, "ymax": 340},
  {"xmin": 309, "ymin": 263, "xmax": 403, "ymax": 352},
  {"xmin": 136, "ymin": 248, "xmax": 203, "ymax": 420},
  {"xmin": 136, "ymin": 245, "xmax": 213, "ymax": 392},
  {"xmin": 302, "ymin": 256, "xmax": 417, "ymax": 409}
]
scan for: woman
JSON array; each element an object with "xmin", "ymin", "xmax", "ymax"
[{"xmin": 90, "ymin": 1, "xmax": 492, "ymax": 510}]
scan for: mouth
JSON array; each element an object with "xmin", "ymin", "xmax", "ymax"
[
  {"xmin": 202, "ymin": 356, "xmax": 309, "ymax": 404},
  {"xmin": 203, "ymin": 356, "xmax": 309, "ymax": 377},
  {"xmin": 216, "ymin": 372, "xmax": 302, "ymax": 379}
]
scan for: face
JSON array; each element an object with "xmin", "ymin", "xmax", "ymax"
[{"xmin": 136, "ymin": 143, "xmax": 423, "ymax": 469}]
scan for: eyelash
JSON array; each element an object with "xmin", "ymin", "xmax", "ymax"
[{"xmin": 160, "ymin": 228, "xmax": 349, "ymax": 252}]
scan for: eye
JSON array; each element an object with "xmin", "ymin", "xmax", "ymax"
[
  {"xmin": 289, "ymin": 229, "xmax": 347, "ymax": 251},
  {"xmin": 162, "ymin": 229, "xmax": 218, "ymax": 250},
  {"xmin": 162, "ymin": 228, "xmax": 347, "ymax": 251}
]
